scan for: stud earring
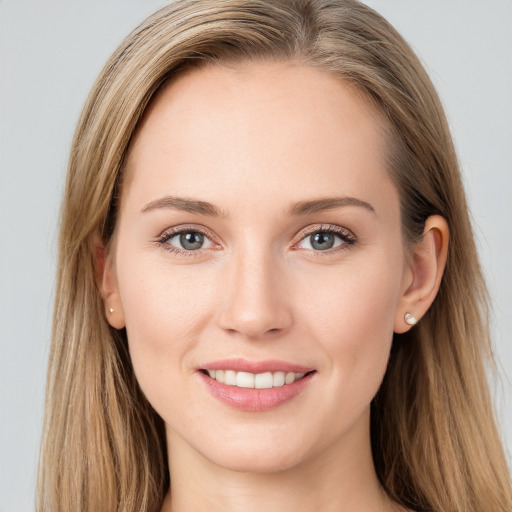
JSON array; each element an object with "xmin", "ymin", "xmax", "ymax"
[
  {"xmin": 109, "ymin": 308, "xmax": 115, "ymax": 315},
  {"xmin": 404, "ymin": 312, "xmax": 417, "ymax": 325}
]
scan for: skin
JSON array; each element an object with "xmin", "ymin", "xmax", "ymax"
[{"xmin": 98, "ymin": 61, "xmax": 448, "ymax": 512}]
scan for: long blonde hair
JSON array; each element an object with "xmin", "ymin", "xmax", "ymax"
[{"xmin": 38, "ymin": 1, "xmax": 512, "ymax": 511}]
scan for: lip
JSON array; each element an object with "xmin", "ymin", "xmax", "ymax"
[
  {"xmin": 197, "ymin": 358, "xmax": 316, "ymax": 412},
  {"xmin": 199, "ymin": 358, "xmax": 313, "ymax": 374}
]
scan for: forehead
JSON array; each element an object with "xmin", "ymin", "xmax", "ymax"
[{"xmin": 122, "ymin": 61, "xmax": 396, "ymax": 218}]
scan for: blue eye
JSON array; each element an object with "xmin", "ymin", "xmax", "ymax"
[
  {"xmin": 296, "ymin": 226, "xmax": 356, "ymax": 252},
  {"xmin": 159, "ymin": 228, "xmax": 215, "ymax": 254},
  {"xmin": 309, "ymin": 232, "xmax": 337, "ymax": 250},
  {"xmin": 175, "ymin": 232, "xmax": 206, "ymax": 250}
]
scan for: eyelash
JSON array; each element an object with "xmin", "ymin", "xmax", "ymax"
[
  {"xmin": 156, "ymin": 224, "xmax": 356, "ymax": 257},
  {"xmin": 293, "ymin": 224, "xmax": 356, "ymax": 255},
  {"xmin": 156, "ymin": 225, "xmax": 216, "ymax": 258}
]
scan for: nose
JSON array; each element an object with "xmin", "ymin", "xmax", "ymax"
[{"xmin": 217, "ymin": 247, "xmax": 293, "ymax": 340}]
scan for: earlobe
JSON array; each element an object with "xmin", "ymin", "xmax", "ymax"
[
  {"xmin": 394, "ymin": 215, "xmax": 449, "ymax": 333},
  {"xmin": 90, "ymin": 232, "xmax": 126, "ymax": 330}
]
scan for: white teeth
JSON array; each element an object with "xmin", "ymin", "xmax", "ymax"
[
  {"xmin": 237, "ymin": 371, "xmax": 255, "ymax": 388},
  {"xmin": 206, "ymin": 369, "xmax": 308, "ymax": 388},
  {"xmin": 254, "ymin": 372, "xmax": 273, "ymax": 389},
  {"xmin": 224, "ymin": 370, "xmax": 237, "ymax": 386},
  {"xmin": 273, "ymin": 371, "xmax": 285, "ymax": 387},
  {"xmin": 285, "ymin": 372, "xmax": 295, "ymax": 385}
]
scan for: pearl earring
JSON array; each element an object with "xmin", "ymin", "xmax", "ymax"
[
  {"xmin": 404, "ymin": 312, "xmax": 417, "ymax": 325},
  {"xmin": 109, "ymin": 308, "xmax": 115, "ymax": 315}
]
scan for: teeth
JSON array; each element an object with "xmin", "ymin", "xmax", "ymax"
[
  {"xmin": 225, "ymin": 370, "xmax": 237, "ymax": 386},
  {"xmin": 236, "ymin": 372, "xmax": 255, "ymax": 388},
  {"xmin": 285, "ymin": 372, "xmax": 295, "ymax": 385},
  {"xmin": 254, "ymin": 372, "xmax": 273, "ymax": 389},
  {"xmin": 273, "ymin": 371, "xmax": 285, "ymax": 387},
  {"xmin": 205, "ymin": 369, "xmax": 308, "ymax": 388}
]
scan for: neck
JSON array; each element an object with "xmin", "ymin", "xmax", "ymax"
[{"xmin": 160, "ymin": 409, "xmax": 399, "ymax": 512}]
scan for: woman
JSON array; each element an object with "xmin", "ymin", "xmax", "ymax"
[{"xmin": 37, "ymin": 1, "xmax": 512, "ymax": 511}]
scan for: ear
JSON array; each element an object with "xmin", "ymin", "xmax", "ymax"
[
  {"xmin": 394, "ymin": 215, "xmax": 449, "ymax": 333},
  {"xmin": 91, "ymin": 231, "xmax": 126, "ymax": 330}
]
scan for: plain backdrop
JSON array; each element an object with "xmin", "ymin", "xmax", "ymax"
[{"xmin": 1, "ymin": 1, "xmax": 511, "ymax": 510}]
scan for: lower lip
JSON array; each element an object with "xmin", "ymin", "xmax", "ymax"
[{"xmin": 198, "ymin": 371, "xmax": 315, "ymax": 412}]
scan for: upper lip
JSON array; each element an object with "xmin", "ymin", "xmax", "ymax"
[{"xmin": 198, "ymin": 358, "xmax": 314, "ymax": 374}]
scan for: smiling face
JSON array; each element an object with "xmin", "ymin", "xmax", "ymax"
[{"xmin": 103, "ymin": 61, "xmax": 413, "ymax": 473}]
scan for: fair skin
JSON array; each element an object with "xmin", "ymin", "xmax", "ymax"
[{"xmin": 97, "ymin": 61, "xmax": 448, "ymax": 512}]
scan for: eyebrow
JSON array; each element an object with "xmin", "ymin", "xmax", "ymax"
[
  {"xmin": 141, "ymin": 195, "xmax": 375, "ymax": 217},
  {"xmin": 287, "ymin": 196, "xmax": 376, "ymax": 216},
  {"xmin": 141, "ymin": 196, "xmax": 225, "ymax": 216}
]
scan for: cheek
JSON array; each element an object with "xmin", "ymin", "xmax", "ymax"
[
  {"xmin": 115, "ymin": 254, "xmax": 215, "ymax": 383},
  {"xmin": 299, "ymin": 252, "xmax": 403, "ymax": 395}
]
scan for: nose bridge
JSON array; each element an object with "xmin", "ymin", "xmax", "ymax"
[{"xmin": 218, "ymin": 241, "xmax": 292, "ymax": 338}]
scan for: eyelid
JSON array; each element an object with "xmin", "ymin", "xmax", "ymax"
[
  {"xmin": 157, "ymin": 223, "xmax": 215, "ymax": 240},
  {"xmin": 291, "ymin": 224, "xmax": 357, "ymax": 252},
  {"xmin": 156, "ymin": 224, "xmax": 221, "ymax": 256},
  {"xmin": 155, "ymin": 223, "xmax": 356, "ymax": 257}
]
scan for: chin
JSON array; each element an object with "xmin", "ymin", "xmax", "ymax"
[{"xmin": 206, "ymin": 448, "xmax": 306, "ymax": 475}]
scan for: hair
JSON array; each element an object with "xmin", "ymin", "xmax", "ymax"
[{"xmin": 37, "ymin": 1, "xmax": 512, "ymax": 511}]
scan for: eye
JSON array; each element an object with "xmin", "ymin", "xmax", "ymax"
[
  {"xmin": 171, "ymin": 231, "xmax": 210, "ymax": 251},
  {"xmin": 294, "ymin": 225, "xmax": 356, "ymax": 253},
  {"xmin": 157, "ymin": 227, "xmax": 217, "ymax": 255}
]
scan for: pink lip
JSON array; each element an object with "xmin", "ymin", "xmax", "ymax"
[
  {"xmin": 197, "ymin": 359, "xmax": 316, "ymax": 412},
  {"xmin": 199, "ymin": 358, "xmax": 313, "ymax": 374}
]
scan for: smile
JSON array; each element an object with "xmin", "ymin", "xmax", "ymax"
[
  {"xmin": 198, "ymin": 359, "xmax": 316, "ymax": 412},
  {"xmin": 202, "ymin": 369, "xmax": 307, "ymax": 389}
]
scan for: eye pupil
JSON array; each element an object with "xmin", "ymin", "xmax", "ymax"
[
  {"xmin": 311, "ymin": 232, "xmax": 334, "ymax": 250},
  {"xmin": 180, "ymin": 232, "xmax": 204, "ymax": 250}
]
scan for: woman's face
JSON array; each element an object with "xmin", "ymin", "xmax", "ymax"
[{"xmin": 106, "ymin": 61, "xmax": 412, "ymax": 472}]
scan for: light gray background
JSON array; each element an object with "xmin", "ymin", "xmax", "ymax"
[{"xmin": 1, "ymin": 1, "xmax": 510, "ymax": 510}]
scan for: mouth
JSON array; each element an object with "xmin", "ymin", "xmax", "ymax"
[
  {"xmin": 197, "ymin": 360, "xmax": 316, "ymax": 412},
  {"xmin": 200, "ymin": 369, "xmax": 314, "ymax": 389}
]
